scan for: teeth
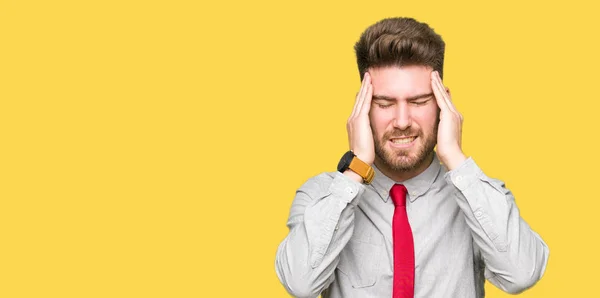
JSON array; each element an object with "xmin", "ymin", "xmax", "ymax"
[{"xmin": 391, "ymin": 137, "xmax": 416, "ymax": 144}]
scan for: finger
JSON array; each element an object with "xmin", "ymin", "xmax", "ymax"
[
  {"xmin": 432, "ymin": 72, "xmax": 452, "ymax": 108},
  {"xmin": 444, "ymin": 90, "xmax": 461, "ymax": 118},
  {"xmin": 434, "ymin": 72, "xmax": 458, "ymax": 114},
  {"xmin": 350, "ymin": 92, "xmax": 359, "ymax": 119},
  {"xmin": 351, "ymin": 73, "xmax": 369, "ymax": 118},
  {"xmin": 434, "ymin": 74, "xmax": 460, "ymax": 118},
  {"xmin": 445, "ymin": 91, "xmax": 461, "ymax": 117},
  {"xmin": 359, "ymin": 83, "xmax": 373, "ymax": 117},
  {"xmin": 354, "ymin": 73, "xmax": 371, "ymax": 116},
  {"xmin": 435, "ymin": 74, "xmax": 464, "ymax": 128},
  {"xmin": 431, "ymin": 71, "xmax": 450, "ymax": 112}
]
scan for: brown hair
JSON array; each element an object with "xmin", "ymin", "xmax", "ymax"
[{"xmin": 354, "ymin": 17, "xmax": 445, "ymax": 80}]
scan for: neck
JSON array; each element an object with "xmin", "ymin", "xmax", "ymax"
[{"xmin": 374, "ymin": 151, "xmax": 435, "ymax": 183}]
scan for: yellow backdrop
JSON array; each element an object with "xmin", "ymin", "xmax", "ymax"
[{"xmin": 1, "ymin": 0, "xmax": 597, "ymax": 297}]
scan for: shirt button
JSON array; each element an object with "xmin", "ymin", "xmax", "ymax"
[
  {"xmin": 345, "ymin": 187, "xmax": 353, "ymax": 194},
  {"xmin": 474, "ymin": 210, "xmax": 483, "ymax": 217},
  {"xmin": 456, "ymin": 175, "xmax": 463, "ymax": 182}
]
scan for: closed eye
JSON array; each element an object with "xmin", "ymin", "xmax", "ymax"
[
  {"xmin": 372, "ymin": 99, "xmax": 395, "ymax": 109},
  {"xmin": 377, "ymin": 103, "xmax": 393, "ymax": 109},
  {"xmin": 411, "ymin": 99, "xmax": 431, "ymax": 106}
]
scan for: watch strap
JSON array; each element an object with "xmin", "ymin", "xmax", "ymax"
[{"xmin": 349, "ymin": 156, "xmax": 375, "ymax": 184}]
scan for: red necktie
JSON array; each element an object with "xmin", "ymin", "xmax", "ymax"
[{"xmin": 390, "ymin": 184, "xmax": 414, "ymax": 298}]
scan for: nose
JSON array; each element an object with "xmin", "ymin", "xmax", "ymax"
[{"xmin": 392, "ymin": 101, "xmax": 412, "ymax": 130}]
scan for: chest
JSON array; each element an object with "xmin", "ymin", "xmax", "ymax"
[{"xmin": 337, "ymin": 187, "xmax": 476, "ymax": 288}]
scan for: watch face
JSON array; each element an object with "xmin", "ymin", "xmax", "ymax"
[{"xmin": 337, "ymin": 151, "xmax": 355, "ymax": 172}]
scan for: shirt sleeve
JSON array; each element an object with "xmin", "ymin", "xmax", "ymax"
[
  {"xmin": 444, "ymin": 157, "xmax": 550, "ymax": 294},
  {"xmin": 275, "ymin": 171, "xmax": 366, "ymax": 298}
]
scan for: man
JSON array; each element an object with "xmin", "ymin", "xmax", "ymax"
[{"xmin": 275, "ymin": 17, "xmax": 549, "ymax": 298}]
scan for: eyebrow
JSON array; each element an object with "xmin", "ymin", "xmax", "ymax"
[{"xmin": 372, "ymin": 92, "xmax": 434, "ymax": 101}]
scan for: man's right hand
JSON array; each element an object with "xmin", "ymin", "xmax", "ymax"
[{"xmin": 346, "ymin": 72, "xmax": 375, "ymax": 168}]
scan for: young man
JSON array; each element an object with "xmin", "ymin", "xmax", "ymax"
[{"xmin": 275, "ymin": 17, "xmax": 549, "ymax": 298}]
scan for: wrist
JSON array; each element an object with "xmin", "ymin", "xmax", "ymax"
[
  {"xmin": 353, "ymin": 153, "xmax": 374, "ymax": 166},
  {"xmin": 337, "ymin": 150, "xmax": 375, "ymax": 184},
  {"xmin": 343, "ymin": 170, "xmax": 364, "ymax": 183},
  {"xmin": 441, "ymin": 151, "xmax": 467, "ymax": 171}
]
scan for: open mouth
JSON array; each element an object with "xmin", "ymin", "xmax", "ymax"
[{"xmin": 389, "ymin": 136, "xmax": 417, "ymax": 147}]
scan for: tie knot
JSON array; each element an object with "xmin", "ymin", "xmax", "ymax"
[{"xmin": 390, "ymin": 184, "xmax": 408, "ymax": 207}]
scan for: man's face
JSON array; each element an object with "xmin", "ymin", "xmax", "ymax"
[{"xmin": 368, "ymin": 65, "xmax": 440, "ymax": 172}]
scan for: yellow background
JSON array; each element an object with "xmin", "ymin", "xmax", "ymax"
[{"xmin": 1, "ymin": 0, "xmax": 597, "ymax": 297}]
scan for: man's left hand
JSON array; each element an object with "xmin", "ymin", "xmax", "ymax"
[{"xmin": 431, "ymin": 70, "xmax": 467, "ymax": 170}]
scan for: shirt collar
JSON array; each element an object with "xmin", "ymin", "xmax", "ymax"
[{"xmin": 369, "ymin": 152, "xmax": 442, "ymax": 203}]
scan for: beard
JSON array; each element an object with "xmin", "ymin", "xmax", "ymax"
[{"xmin": 373, "ymin": 121, "xmax": 438, "ymax": 172}]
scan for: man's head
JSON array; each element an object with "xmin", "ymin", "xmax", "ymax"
[{"xmin": 354, "ymin": 18, "xmax": 445, "ymax": 173}]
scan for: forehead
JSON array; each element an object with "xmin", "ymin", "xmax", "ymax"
[{"xmin": 368, "ymin": 65, "xmax": 433, "ymax": 99}]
